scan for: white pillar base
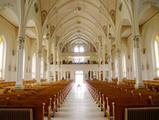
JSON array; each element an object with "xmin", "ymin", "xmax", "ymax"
[
  {"xmin": 117, "ymin": 79, "xmax": 123, "ymax": 85},
  {"xmin": 15, "ymin": 83, "xmax": 23, "ymax": 89},
  {"xmin": 47, "ymin": 77, "xmax": 53, "ymax": 82},
  {"xmin": 135, "ymin": 81, "xmax": 144, "ymax": 89},
  {"xmin": 108, "ymin": 70, "xmax": 112, "ymax": 82},
  {"xmin": 36, "ymin": 81, "xmax": 41, "ymax": 85},
  {"xmin": 108, "ymin": 77, "xmax": 112, "ymax": 82}
]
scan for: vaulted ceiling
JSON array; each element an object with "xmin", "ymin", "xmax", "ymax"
[
  {"xmin": 0, "ymin": 0, "xmax": 159, "ymax": 52},
  {"xmin": 40, "ymin": 0, "xmax": 116, "ymax": 51}
]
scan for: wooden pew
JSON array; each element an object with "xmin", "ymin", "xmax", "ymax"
[
  {"xmin": 0, "ymin": 80, "xmax": 73, "ymax": 120},
  {"xmin": 86, "ymin": 80, "xmax": 159, "ymax": 120}
]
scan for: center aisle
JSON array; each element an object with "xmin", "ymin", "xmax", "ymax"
[{"xmin": 53, "ymin": 84, "xmax": 105, "ymax": 120}]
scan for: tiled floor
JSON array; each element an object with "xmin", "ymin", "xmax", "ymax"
[{"xmin": 52, "ymin": 84, "xmax": 106, "ymax": 120}]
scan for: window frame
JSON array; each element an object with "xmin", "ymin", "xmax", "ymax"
[{"xmin": 73, "ymin": 45, "xmax": 85, "ymax": 53}]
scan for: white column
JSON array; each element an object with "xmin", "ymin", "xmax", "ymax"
[
  {"xmin": 90, "ymin": 71, "xmax": 92, "ymax": 80},
  {"xmin": 70, "ymin": 71, "xmax": 74, "ymax": 80},
  {"xmin": 56, "ymin": 49, "xmax": 60, "ymax": 81},
  {"xmin": 52, "ymin": 64, "xmax": 56, "ymax": 81},
  {"xmin": 53, "ymin": 48, "xmax": 56, "ymax": 81},
  {"xmin": 95, "ymin": 71, "xmax": 97, "ymax": 79},
  {"xmin": 108, "ymin": 59, "xmax": 112, "ymax": 81},
  {"xmin": 47, "ymin": 42, "xmax": 51, "ymax": 82},
  {"xmin": 98, "ymin": 44, "xmax": 102, "ymax": 80},
  {"xmin": 43, "ymin": 60, "xmax": 46, "ymax": 80},
  {"xmin": 47, "ymin": 57, "xmax": 50, "ymax": 82},
  {"xmin": 15, "ymin": 0, "xmax": 25, "ymax": 88},
  {"xmin": 134, "ymin": 35, "xmax": 143, "ymax": 88},
  {"xmin": 64, "ymin": 71, "xmax": 66, "ymax": 80},
  {"xmin": 98, "ymin": 71, "xmax": 101, "ymax": 80},
  {"xmin": 132, "ymin": 0, "xmax": 143, "ymax": 88},
  {"xmin": 98, "ymin": 54, "xmax": 102, "ymax": 80},
  {"xmin": 85, "ymin": 71, "xmax": 88, "ymax": 80},
  {"xmin": 102, "ymin": 47, "xmax": 106, "ymax": 80},
  {"xmin": 92, "ymin": 71, "xmax": 94, "ymax": 79},
  {"xmin": 96, "ymin": 71, "xmax": 98, "ymax": 80},
  {"xmin": 102, "ymin": 67, "xmax": 106, "ymax": 80},
  {"xmin": 108, "ymin": 34, "xmax": 112, "ymax": 82},
  {"xmin": 61, "ymin": 71, "xmax": 63, "ymax": 79},
  {"xmin": 117, "ymin": 49, "xmax": 123, "ymax": 84},
  {"xmin": 58, "ymin": 71, "xmax": 60, "ymax": 80},
  {"xmin": 36, "ymin": 50, "xmax": 41, "ymax": 84}
]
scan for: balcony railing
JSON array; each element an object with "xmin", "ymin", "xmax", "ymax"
[{"xmin": 61, "ymin": 61, "xmax": 108, "ymax": 64}]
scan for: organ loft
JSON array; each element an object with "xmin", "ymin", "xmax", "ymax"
[{"xmin": 0, "ymin": 0, "xmax": 159, "ymax": 120}]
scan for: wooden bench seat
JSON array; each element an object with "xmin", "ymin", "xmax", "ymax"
[
  {"xmin": 0, "ymin": 80, "xmax": 73, "ymax": 120},
  {"xmin": 86, "ymin": 80, "xmax": 159, "ymax": 120}
]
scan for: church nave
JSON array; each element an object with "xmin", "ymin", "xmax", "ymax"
[
  {"xmin": 52, "ymin": 84, "xmax": 105, "ymax": 120},
  {"xmin": 0, "ymin": 0, "xmax": 159, "ymax": 120}
]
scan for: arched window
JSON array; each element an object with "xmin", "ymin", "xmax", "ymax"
[
  {"xmin": 32, "ymin": 53, "xmax": 36, "ymax": 79},
  {"xmin": 0, "ymin": 36, "xmax": 5, "ymax": 79},
  {"xmin": 74, "ymin": 46, "xmax": 84, "ymax": 53},
  {"xmin": 41, "ymin": 58, "xmax": 44, "ymax": 78},
  {"xmin": 79, "ymin": 46, "xmax": 84, "ymax": 52},
  {"xmin": 154, "ymin": 36, "xmax": 159, "ymax": 76},
  {"xmin": 122, "ymin": 54, "xmax": 127, "ymax": 78},
  {"xmin": 74, "ymin": 46, "xmax": 79, "ymax": 53}
]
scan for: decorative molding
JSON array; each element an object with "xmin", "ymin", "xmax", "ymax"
[
  {"xmin": 110, "ymin": 10, "xmax": 115, "ymax": 23},
  {"xmin": 41, "ymin": 10, "xmax": 47, "ymax": 25},
  {"xmin": 143, "ymin": 48, "xmax": 146, "ymax": 54},
  {"xmin": 134, "ymin": 35, "xmax": 140, "ymax": 48},
  {"xmin": 103, "ymin": 25, "xmax": 107, "ymax": 37},
  {"xmin": 34, "ymin": 2, "xmax": 39, "ymax": 13},
  {"xmin": 119, "ymin": 2, "xmax": 123, "ymax": 11},
  {"xmin": 0, "ymin": 2, "xmax": 14, "ymax": 11},
  {"xmin": 12, "ymin": 49, "xmax": 15, "ymax": 56},
  {"xmin": 18, "ymin": 36, "xmax": 25, "ymax": 49},
  {"xmin": 50, "ymin": 25, "xmax": 55, "ymax": 37}
]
